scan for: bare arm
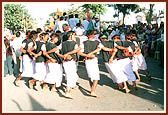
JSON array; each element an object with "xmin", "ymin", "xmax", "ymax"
[
  {"xmin": 43, "ymin": 50, "xmax": 56, "ymax": 62},
  {"xmin": 47, "ymin": 47, "xmax": 59, "ymax": 54},
  {"xmin": 109, "ymin": 48, "xmax": 118, "ymax": 63},
  {"xmin": 20, "ymin": 47, "xmax": 26, "ymax": 54}
]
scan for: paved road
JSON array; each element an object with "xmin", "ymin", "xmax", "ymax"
[{"xmin": 2, "ymin": 55, "xmax": 165, "ymax": 112}]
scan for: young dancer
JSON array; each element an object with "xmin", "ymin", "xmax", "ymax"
[
  {"xmin": 15, "ymin": 30, "xmax": 37, "ymax": 87},
  {"xmin": 99, "ymin": 34, "xmax": 130, "ymax": 93},
  {"xmin": 28, "ymin": 33, "xmax": 49, "ymax": 90},
  {"xmin": 61, "ymin": 31, "xmax": 81, "ymax": 98}
]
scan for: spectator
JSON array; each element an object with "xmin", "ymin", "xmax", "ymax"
[
  {"xmin": 4, "ymin": 35, "xmax": 13, "ymax": 77},
  {"xmin": 81, "ymin": 16, "xmax": 89, "ymax": 32}
]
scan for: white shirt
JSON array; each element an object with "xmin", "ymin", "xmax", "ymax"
[
  {"xmin": 73, "ymin": 27, "xmax": 85, "ymax": 36},
  {"xmin": 57, "ymin": 20, "xmax": 69, "ymax": 32},
  {"xmin": 10, "ymin": 37, "xmax": 23, "ymax": 57}
]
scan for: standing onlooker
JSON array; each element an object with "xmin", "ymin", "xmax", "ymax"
[
  {"xmin": 74, "ymin": 14, "xmax": 80, "ymax": 27},
  {"xmin": 57, "ymin": 16, "xmax": 69, "ymax": 33},
  {"xmin": 4, "ymin": 35, "xmax": 13, "ymax": 77},
  {"xmin": 10, "ymin": 32, "xmax": 23, "ymax": 77},
  {"xmin": 3, "ymin": 36, "xmax": 7, "ymax": 77},
  {"xmin": 81, "ymin": 16, "xmax": 89, "ymax": 32},
  {"xmin": 73, "ymin": 23, "xmax": 85, "ymax": 36}
]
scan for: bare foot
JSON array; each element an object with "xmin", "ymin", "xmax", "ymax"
[
  {"xmin": 136, "ymin": 78, "xmax": 140, "ymax": 82},
  {"xmin": 29, "ymin": 81, "xmax": 34, "ymax": 89},
  {"xmin": 125, "ymin": 88, "xmax": 131, "ymax": 94},
  {"xmin": 51, "ymin": 87, "xmax": 57, "ymax": 92},
  {"xmin": 91, "ymin": 92, "xmax": 100, "ymax": 98},
  {"xmin": 15, "ymin": 80, "xmax": 20, "ymax": 87},
  {"xmin": 72, "ymin": 85, "xmax": 79, "ymax": 89},
  {"xmin": 43, "ymin": 85, "xmax": 49, "ymax": 91},
  {"xmin": 65, "ymin": 93, "xmax": 73, "ymax": 99}
]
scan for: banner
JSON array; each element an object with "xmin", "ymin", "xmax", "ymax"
[{"xmin": 87, "ymin": 8, "xmax": 90, "ymax": 22}]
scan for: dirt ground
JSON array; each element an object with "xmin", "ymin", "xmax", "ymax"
[{"xmin": 2, "ymin": 56, "xmax": 165, "ymax": 113}]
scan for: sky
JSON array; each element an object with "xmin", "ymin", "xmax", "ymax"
[
  {"xmin": 21, "ymin": 2, "xmax": 165, "ymax": 21},
  {"xmin": 3, "ymin": 2, "xmax": 166, "ymax": 27}
]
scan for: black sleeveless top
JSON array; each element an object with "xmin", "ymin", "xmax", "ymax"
[
  {"xmin": 83, "ymin": 40, "xmax": 99, "ymax": 57},
  {"xmin": 46, "ymin": 42, "xmax": 62, "ymax": 63},
  {"xmin": 62, "ymin": 40, "xmax": 77, "ymax": 61},
  {"xmin": 101, "ymin": 40, "xmax": 116, "ymax": 62},
  {"xmin": 35, "ymin": 41, "xmax": 46, "ymax": 62}
]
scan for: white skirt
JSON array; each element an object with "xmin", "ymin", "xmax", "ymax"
[
  {"xmin": 63, "ymin": 60, "xmax": 78, "ymax": 88},
  {"xmin": 105, "ymin": 59, "xmax": 128, "ymax": 84},
  {"xmin": 21, "ymin": 54, "xmax": 35, "ymax": 77},
  {"xmin": 85, "ymin": 57, "xmax": 100, "ymax": 82},
  {"xmin": 32, "ymin": 62, "xmax": 47, "ymax": 81},
  {"xmin": 134, "ymin": 54, "xmax": 147, "ymax": 70},
  {"xmin": 117, "ymin": 58, "xmax": 136, "ymax": 82},
  {"xmin": 44, "ymin": 63, "xmax": 63, "ymax": 87}
]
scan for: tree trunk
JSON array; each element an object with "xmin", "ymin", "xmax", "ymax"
[{"xmin": 123, "ymin": 13, "xmax": 125, "ymax": 25}]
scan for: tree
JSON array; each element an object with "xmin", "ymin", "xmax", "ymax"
[
  {"xmin": 107, "ymin": 4, "xmax": 140, "ymax": 24},
  {"xmin": 4, "ymin": 4, "xmax": 33, "ymax": 33},
  {"xmin": 144, "ymin": 4, "xmax": 155, "ymax": 24},
  {"xmin": 81, "ymin": 4, "xmax": 107, "ymax": 18}
]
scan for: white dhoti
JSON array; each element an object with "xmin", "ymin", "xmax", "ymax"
[
  {"xmin": 85, "ymin": 57, "xmax": 100, "ymax": 82},
  {"xmin": 105, "ymin": 59, "xmax": 128, "ymax": 84},
  {"xmin": 131, "ymin": 57, "xmax": 139, "ymax": 72},
  {"xmin": 117, "ymin": 58, "xmax": 136, "ymax": 82},
  {"xmin": 134, "ymin": 54, "xmax": 147, "ymax": 70},
  {"xmin": 32, "ymin": 62, "xmax": 47, "ymax": 81},
  {"xmin": 63, "ymin": 60, "xmax": 78, "ymax": 88},
  {"xmin": 44, "ymin": 63, "xmax": 63, "ymax": 87},
  {"xmin": 21, "ymin": 54, "xmax": 35, "ymax": 77}
]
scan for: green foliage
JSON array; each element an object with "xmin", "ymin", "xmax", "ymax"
[
  {"xmin": 81, "ymin": 4, "xmax": 107, "ymax": 18},
  {"xmin": 107, "ymin": 4, "xmax": 140, "ymax": 24},
  {"xmin": 146, "ymin": 4, "xmax": 155, "ymax": 24},
  {"xmin": 4, "ymin": 4, "xmax": 33, "ymax": 33}
]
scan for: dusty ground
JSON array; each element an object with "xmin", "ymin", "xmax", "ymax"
[{"xmin": 2, "ymin": 56, "xmax": 165, "ymax": 113}]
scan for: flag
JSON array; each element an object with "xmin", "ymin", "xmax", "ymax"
[
  {"xmin": 87, "ymin": 8, "xmax": 90, "ymax": 22},
  {"xmin": 57, "ymin": 8, "xmax": 61, "ymax": 17}
]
